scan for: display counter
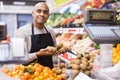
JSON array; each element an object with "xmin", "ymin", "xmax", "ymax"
[{"xmin": 91, "ymin": 69, "xmax": 118, "ymax": 80}]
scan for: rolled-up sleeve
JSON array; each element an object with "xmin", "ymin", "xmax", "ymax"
[{"xmin": 14, "ymin": 24, "xmax": 38, "ymax": 62}]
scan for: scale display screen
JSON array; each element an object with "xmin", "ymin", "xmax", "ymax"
[
  {"xmin": 89, "ymin": 11, "xmax": 114, "ymax": 21},
  {"xmin": 84, "ymin": 9, "xmax": 117, "ymax": 24}
]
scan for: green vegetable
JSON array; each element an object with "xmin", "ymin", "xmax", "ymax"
[
  {"xmin": 93, "ymin": 43, "xmax": 100, "ymax": 49},
  {"xmin": 24, "ymin": 67, "xmax": 33, "ymax": 74}
]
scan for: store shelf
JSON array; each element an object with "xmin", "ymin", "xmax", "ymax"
[{"xmin": 53, "ymin": 28, "xmax": 84, "ymax": 33}]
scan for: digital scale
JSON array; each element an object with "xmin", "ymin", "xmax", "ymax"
[
  {"xmin": 84, "ymin": 8, "xmax": 120, "ymax": 80},
  {"xmin": 0, "ymin": 22, "xmax": 28, "ymax": 64},
  {"xmin": 84, "ymin": 8, "xmax": 120, "ymax": 44},
  {"xmin": 84, "ymin": 8, "xmax": 120, "ymax": 68}
]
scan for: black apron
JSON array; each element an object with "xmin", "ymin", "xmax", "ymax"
[{"xmin": 29, "ymin": 24, "xmax": 54, "ymax": 69}]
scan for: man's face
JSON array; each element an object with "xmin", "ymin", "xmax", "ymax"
[{"xmin": 32, "ymin": 3, "xmax": 49, "ymax": 24}]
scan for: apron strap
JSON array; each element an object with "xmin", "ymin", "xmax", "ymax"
[
  {"xmin": 32, "ymin": 23, "xmax": 34, "ymax": 35},
  {"xmin": 31, "ymin": 23, "xmax": 49, "ymax": 35},
  {"xmin": 44, "ymin": 26, "xmax": 49, "ymax": 33}
]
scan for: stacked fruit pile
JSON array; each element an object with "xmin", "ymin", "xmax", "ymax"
[
  {"xmin": 56, "ymin": 52, "xmax": 96, "ymax": 79},
  {"xmin": 112, "ymin": 44, "xmax": 120, "ymax": 65},
  {"xmin": 2, "ymin": 63, "xmax": 63, "ymax": 80}
]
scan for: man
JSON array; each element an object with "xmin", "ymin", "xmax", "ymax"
[{"xmin": 14, "ymin": 2, "xmax": 56, "ymax": 69}]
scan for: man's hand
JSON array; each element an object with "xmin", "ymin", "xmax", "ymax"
[{"xmin": 36, "ymin": 46, "xmax": 57, "ymax": 57}]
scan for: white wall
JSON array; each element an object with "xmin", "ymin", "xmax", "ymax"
[{"xmin": 0, "ymin": 5, "xmax": 34, "ymax": 14}]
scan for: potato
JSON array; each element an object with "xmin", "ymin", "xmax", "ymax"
[
  {"xmin": 84, "ymin": 70, "xmax": 90, "ymax": 76},
  {"xmin": 46, "ymin": 46, "xmax": 57, "ymax": 53},
  {"xmin": 58, "ymin": 47, "xmax": 65, "ymax": 54},
  {"xmin": 71, "ymin": 64, "xmax": 80, "ymax": 70},
  {"xmin": 52, "ymin": 68, "xmax": 57, "ymax": 73},
  {"xmin": 89, "ymin": 62, "xmax": 93, "ymax": 67},
  {"xmin": 61, "ymin": 73, "xmax": 67, "ymax": 80},
  {"xmin": 81, "ymin": 57, "xmax": 88, "ymax": 62},
  {"xmin": 87, "ymin": 63, "xmax": 93, "ymax": 70},
  {"xmin": 81, "ymin": 60, "xmax": 88, "ymax": 66},
  {"xmin": 57, "ymin": 43, "xmax": 63, "ymax": 50},
  {"xmin": 89, "ymin": 56, "xmax": 95, "ymax": 62},
  {"xmin": 84, "ymin": 54, "xmax": 91, "ymax": 60},
  {"xmin": 76, "ymin": 54, "xmax": 82, "ymax": 59},
  {"xmin": 80, "ymin": 63, "xmax": 87, "ymax": 71},
  {"xmin": 56, "ymin": 68, "xmax": 62, "ymax": 75},
  {"xmin": 62, "ymin": 68, "xmax": 66, "ymax": 74},
  {"xmin": 60, "ymin": 62, "xmax": 65, "ymax": 68},
  {"xmin": 75, "ymin": 59, "xmax": 82, "ymax": 65},
  {"xmin": 70, "ymin": 59, "xmax": 76, "ymax": 64},
  {"xmin": 63, "ymin": 46, "xmax": 69, "ymax": 52}
]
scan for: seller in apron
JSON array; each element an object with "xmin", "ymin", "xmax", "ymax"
[
  {"xmin": 30, "ymin": 24, "xmax": 54, "ymax": 69},
  {"xmin": 14, "ymin": 2, "xmax": 56, "ymax": 69}
]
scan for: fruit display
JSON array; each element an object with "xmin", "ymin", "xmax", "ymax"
[
  {"xmin": 56, "ymin": 32, "xmax": 87, "ymax": 49},
  {"xmin": 71, "ymin": 37, "xmax": 100, "ymax": 55},
  {"xmin": 1, "ymin": 63, "xmax": 63, "ymax": 80},
  {"xmin": 45, "ymin": 12, "xmax": 76, "ymax": 28},
  {"xmin": 56, "ymin": 32, "xmax": 100, "ymax": 55},
  {"xmin": 81, "ymin": 0, "xmax": 107, "ymax": 9},
  {"xmin": 57, "ymin": 52, "xmax": 96, "ymax": 79},
  {"xmin": 55, "ymin": 30, "xmax": 100, "ymax": 79},
  {"xmin": 112, "ymin": 44, "xmax": 120, "ymax": 65},
  {"xmin": 0, "ymin": 44, "xmax": 69, "ymax": 80}
]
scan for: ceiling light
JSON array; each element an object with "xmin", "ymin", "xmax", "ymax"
[
  {"xmin": 13, "ymin": 1, "xmax": 26, "ymax": 5},
  {"xmin": 0, "ymin": 1, "xmax": 3, "ymax": 9}
]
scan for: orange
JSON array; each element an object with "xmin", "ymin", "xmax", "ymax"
[
  {"xmin": 56, "ymin": 75, "xmax": 63, "ymax": 80},
  {"xmin": 43, "ymin": 67, "xmax": 50, "ymax": 72},
  {"xmin": 23, "ymin": 72, "xmax": 31, "ymax": 79},
  {"xmin": 2, "ymin": 69, "xmax": 9, "ymax": 74},
  {"xmin": 33, "ymin": 63, "xmax": 40, "ymax": 71},
  {"xmin": 43, "ymin": 72, "xmax": 49, "ymax": 79},
  {"xmin": 34, "ymin": 77, "xmax": 39, "ymax": 80},
  {"xmin": 22, "ymin": 77, "xmax": 26, "ymax": 80},
  {"xmin": 36, "ymin": 66, "xmax": 42, "ymax": 73},
  {"xmin": 49, "ymin": 76, "xmax": 55, "ymax": 80},
  {"xmin": 7, "ymin": 72, "xmax": 13, "ymax": 77},
  {"xmin": 20, "ymin": 65, "xmax": 26, "ymax": 72},
  {"xmin": 34, "ymin": 63, "xmax": 40, "ymax": 67},
  {"xmin": 52, "ymin": 68, "xmax": 57, "ymax": 73},
  {"xmin": 27, "ymin": 64, "xmax": 33, "ymax": 68},
  {"xmin": 18, "ymin": 71, "xmax": 24, "ymax": 76},
  {"xmin": 14, "ymin": 65, "xmax": 21, "ymax": 70},
  {"xmin": 34, "ymin": 71, "xmax": 40, "ymax": 77},
  {"xmin": 11, "ymin": 71, "xmax": 18, "ymax": 76},
  {"xmin": 38, "ymin": 75, "xmax": 44, "ymax": 80}
]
